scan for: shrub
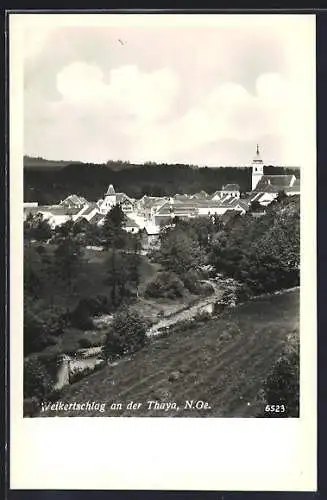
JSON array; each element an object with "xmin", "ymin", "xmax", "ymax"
[
  {"xmin": 145, "ymin": 271, "xmax": 185, "ymax": 299},
  {"xmin": 78, "ymin": 295, "xmax": 112, "ymax": 316},
  {"xmin": 24, "ymin": 356, "xmax": 54, "ymax": 399},
  {"xmin": 78, "ymin": 337, "xmax": 95, "ymax": 349},
  {"xmin": 69, "ymin": 295, "xmax": 112, "ymax": 330},
  {"xmin": 104, "ymin": 307, "xmax": 148, "ymax": 360},
  {"xmin": 69, "ymin": 305, "xmax": 94, "ymax": 330},
  {"xmin": 24, "ymin": 308, "xmax": 58, "ymax": 356},
  {"xmin": 182, "ymin": 269, "xmax": 202, "ymax": 294},
  {"xmin": 193, "ymin": 310, "xmax": 212, "ymax": 323},
  {"xmin": 260, "ymin": 349, "xmax": 299, "ymax": 417}
]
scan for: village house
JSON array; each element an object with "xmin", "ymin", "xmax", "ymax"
[
  {"xmin": 221, "ymin": 184, "xmax": 240, "ymax": 198},
  {"xmin": 60, "ymin": 194, "xmax": 88, "ymax": 209}
]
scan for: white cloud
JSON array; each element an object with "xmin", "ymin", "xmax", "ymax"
[
  {"xmin": 22, "ymin": 17, "xmax": 315, "ymax": 165},
  {"xmin": 127, "ymin": 72, "xmax": 301, "ymax": 164},
  {"xmin": 56, "ymin": 62, "xmax": 180, "ymax": 122}
]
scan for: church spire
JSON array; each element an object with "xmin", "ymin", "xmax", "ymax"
[{"xmin": 253, "ymin": 144, "xmax": 263, "ymax": 164}]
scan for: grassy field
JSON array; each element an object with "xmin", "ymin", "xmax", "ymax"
[{"xmin": 43, "ymin": 288, "xmax": 300, "ymax": 418}]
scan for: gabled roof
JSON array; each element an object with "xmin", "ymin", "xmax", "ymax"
[
  {"xmin": 125, "ymin": 216, "xmax": 139, "ymax": 228},
  {"xmin": 222, "ymin": 184, "xmax": 240, "ymax": 191},
  {"xmin": 138, "ymin": 196, "xmax": 168, "ymax": 210},
  {"xmin": 61, "ymin": 194, "xmax": 87, "ymax": 206},
  {"xmin": 211, "ymin": 191, "xmax": 223, "ymax": 199},
  {"xmin": 255, "ymin": 175, "xmax": 296, "ymax": 191},
  {"xmin": 74, "ymin": 216, "xmax": 90, "ymax": 225},
  {"xmin": 248, "ymin": 192, "xmax": 264, "ymax": 202},
  {"xmin": 105, "ymin": 184, "xmax": 115, "ymax": 195},
  {"xmin": 89, "ymin": 213, "xmax": 105, "ymax": 225},
  {"xmin": 190, "ymin": 190, "xmax": 209, "ymax": 199},
  {"xmin": 174, "ymin": 194, "xmax": 190, "ymax": 201},
  {"xmin": 116, "ymin": 193, "xmax": 133, "ymax": 204},
  {"xmin": 81, "ymin": 203, "xmax": 97, "ymax": 216}
]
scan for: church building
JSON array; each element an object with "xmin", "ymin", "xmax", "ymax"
[
  {"xmin": 251, "ymin": 145, "xmax": 300, "ymax": 197},
  {"xmin": 98, "ymin": 184, "xmax": 134, "ymax": 215}
]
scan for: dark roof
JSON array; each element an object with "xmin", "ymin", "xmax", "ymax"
[
  {"xmin": 190, "ymin": 191, "xmax": 209, "ymax": 199},
  {"xmin": 255, "ymin": 175, "xmax": 296, "ymax": 191},
  {"xmin": 219, "ymin": 210, "xmax": 239, "ymax": 223},
  {"xmin": 89, "ymin": 213, "xmax": 105, "ymax": 225},
  {"xmin": 138, "ymin": 196, "xmax": 168, "ymax": 210},
  {"xmin": 174, "ymin": 194, "xmax": 190, "ymax": 201},
  {"xmin": 125, "ymin": 216, "xmax": 139, "ymax": 228},
  {"xmin": 81, "ymin": 203, "xmax": 97, "ymax": 216},
  {"xmin": 74, "ymin": 216, "xmax": 90, "ymax": 224},
  {"xmin": 222, "ymin": 184, "xmax": 240, "ymax": 191},
  {"xmin": 285, "ymin": 185, "xmax": 301, "ymax": 193},
  {"xmin": 116, "ymin": 193, "xmax": 133, "ymax": 204}
]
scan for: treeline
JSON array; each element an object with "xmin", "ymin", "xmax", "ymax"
[{"xmin": 24, "ymin": 160, "xmax": 299, "ymax": 204}]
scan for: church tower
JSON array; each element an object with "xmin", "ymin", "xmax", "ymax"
[
  {"xmin": 101, "ymin": 184, "xmax": 117, "ymax": 213},
  {"xmin": 251, "ymin": 144, "xmax": 264, "ymax": 191}
]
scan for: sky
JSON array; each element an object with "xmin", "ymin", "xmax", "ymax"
[{"xmin": 21, "ymin": 14, "xmax": 315, "ymax": 166}]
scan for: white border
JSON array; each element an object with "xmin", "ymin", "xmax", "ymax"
[{"xmin": 10, "ymin": 13, "xmax": 317, "ymax": 491}]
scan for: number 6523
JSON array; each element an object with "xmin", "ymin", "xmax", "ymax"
[{"xmin": 265, "ymin": 404, "xmax": 286, "ymax": 413}]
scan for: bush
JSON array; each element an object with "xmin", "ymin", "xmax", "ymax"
[
  {"xmin": 260, "ymin": 349, "xmax": 299, "ymax": 417},
  {"xmin": 78, "ymin": 295, "xmax": 112, "ymax": 316},
  {"xmin": 104, "ymin": 307, "xmax": 148, "ymax": 360},
  {"xmin": 69, "ymin": 305, "xmax": 94, "ymax": 330},
  {"xmin": 145, "ymin": 271, "xmax": 185, "ymax": 299},
  {"xmin": 24, "ymin": 308, "xmax": 58, "ymax": 356},
  {"xmin": 24, "ymin": 356, "xmax": 54, "ymax": 399},
  {"xmin": 69, "ymin": 295, "xmax": 112, "ymax": 330},
  {"xmin": 182, "ymin": 269, "xmax": 202, "ymax": 294},
  {"xmin": 78, "ymin": 337, "xmax": 96, "ymax": 349},
  {"xmin": 193, "ymin": 310, "xmax": 212, "ymax": 323}
]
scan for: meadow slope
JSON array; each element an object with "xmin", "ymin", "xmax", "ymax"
[{"xmin": 42, "ymin": 288, "xmax": 299, "ymax": 418}]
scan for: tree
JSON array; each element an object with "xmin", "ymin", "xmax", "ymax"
[
  {"xmin": 106, "ymin": 252, "xmax": 132, "ymax": 307},
  {"xmin": 158, "ymin": 226, "xmax": 205, "ymax": 276},
  {"xmin": 249, "ymin": 200, "xmax": 263, "ymax": 213},
  {"xmin": 104, "ymin": 307, "xmax": 148, "ymax": 359},
  {"xmin": 128, "ymin": 233, "xmax": 142, "ymax": 295},
  {"xmin": 145, "ymin": 271, "xmax": 185, "ymax": 299},
  {"xmin": 24, "ymin": 356, "xmax": 53, "ymax": 399},
  {"xmin": 102, "ymin": 205, "xmax": 127, "ymax": 250},
  {"xmin": 24, "ymin": 213, "xmax": 52, "ymax": 242},
  {"xmin": 53, "ymin": 237, "xmax": 83, "ymax": 294},
  {"xmin": 53, "ymin": 218, "xmax": 75, "ymax": 242},
  {"xmin": 275, "ymin": 190, "xmax": 288, "ymax": 203}
]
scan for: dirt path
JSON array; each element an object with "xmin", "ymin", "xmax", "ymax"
[{"xmin": 147, "ymin": 280, "xmax": 223, "ymax": 336}]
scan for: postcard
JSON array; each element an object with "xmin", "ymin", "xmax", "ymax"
[{"xmin": 9, "ymin": 12, "xmax": 317, "ymax": 491}]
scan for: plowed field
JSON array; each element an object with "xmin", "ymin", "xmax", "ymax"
[{"xmin": 43, "ymin": 288, "xmax": 299, "ymax": 418}]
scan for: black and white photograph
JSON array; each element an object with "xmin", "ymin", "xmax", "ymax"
[{"xmin": 14, "ymin": 14, "xmax": 314, "ymax": 423}]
